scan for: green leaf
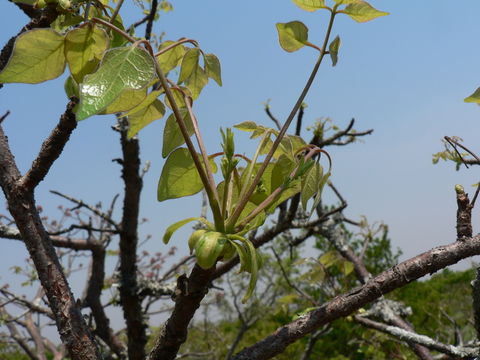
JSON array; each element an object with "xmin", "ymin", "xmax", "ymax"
[
  {"xmin": 229, "ymin": 235, "xmax": 259, "ymax": 303},
  {"xmin": 123, "ymin": 89, "xmax": 164, "ymax": 117},
  {"xmin": 328, "ymin": 35, "xmax": 341, "ymax": 66},
  {"xmin": 342, "ymin": 1, "xmax": 389, "ymax": 23},
  {"xmin": 164, "ymin": 86, "xmax": 191, "ymax": 109},
  {"xmin": 334, "ymin": 0, "xmax": 363, "ymax": 4},
  {"xmin": 276, "ymin": 21, "xmax": 309, "ymax": 53},
  {"xmin": 162, "ymin": 108, "xmax": 195, "ymax": 158},
  {"xmin": 271, "ymin": 155, "xmax": 295, "ymax": 190},
  {"xmin": 465, "ymin": 87, "xmax": 480, "ymax": 103},
  {"xmin": 292, "ymin": 0, "xmax": 326, "ymax": 11},
  {"xmin": 64, "ymin": 76, "xmax": 79, "ymax": 99},
  {"xmin": 0, "ymin": 29, "xmax": 66, "ymax": 84},
  {"xmin": 100, "ymin": 88, "xmax": 148, "ymax": 114},
  {"xmin": 185, "ymin": 65, "xmax": 208, "ymax": 99},
  {"xmin": 127, "ymin": 99, "xmax": 166, "ymax": 138},
  {"xmin": 64, "ymin": 23, "xmax": 109, "ymax": 83},
  {"xmin": 163, "ymin": 217, "xmax": 213, "ymax": 244},
  {"xmin": 204, "ymin": 53, "xmax": 222, "ymax": 86},
  {"xmin": 309, "ymin": 171, "xmax": 330, "ymax": 216},
  {"xmin": 320, "ymin": 250, "xmax": 339, "ymax": 267},
  {"xmin": 234, "ymin": 121, "xmax": 258, "ymax": 132},
  {"xmin": 178, "ymin": 48, "xmax": 200, "ymax": 84},
  {"xmin": 156, "ymin": 40, "xmax": 186, "ymax": 74},
  {"xmin": 301, "ymin": 162, "xmax": 322, "ymax": 210},
  {"xmin": 158, "ymin": 148, "xmax": 217, "ymax": 201},
  {"xmin": 76, "ymin": 46, "xmax": 155, "ymax": 120}
]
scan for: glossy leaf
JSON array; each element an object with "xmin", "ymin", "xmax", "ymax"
[
  {"xmin": 64, "ymin": 24, "xmax": 109, "ymax": 83},
  {"xmin": 101, "ymin": 88, "xmax": 148, "ymax": 114},
  {"xmin": 127, "ymin": 99, "xmax": 166, "ymax": 138},
  {"xmin": 158, "ymin": 147, "xmax": 217, "ymax": 201},
  {"xmin": 292, "ymin": 0, "xmax": 326, "ymax": 11},
  {"xmin": 162, "ymin": 108, "xmax": 195, "ymax": 158},
  {"xmin": 76, "ymin": 46, "xmax": 156, "ymax": 120},
  {"xmin": 465, "ymin": 87, "xmax": 480, "ymax": 103},
  {"xmin": 156, "ymin": 40, "xmax": 186, "ymax": 74},
  {"xmin": 204, "ymin": 53, "xmax": 222, "ymax": 86},
  {"xmin": 342, "ymin": 1, "xmax": 389, "ymax": 23},
  {"xmin": 328, "ymin": 35, "xmax": 341, "ymax": 66},
  {"xmin": 0, "ymin": 29, "xmax": 65, "ymax": 84},
  {"xmin": 64, "ymin": 76, "xmax": 79, "ymax": 99},
  {"xmin": 178, "ymin": 48, "xmax": 200, "ymax": 83},
  {"xmin": 276, "ymin": 21, "xmax": 309, "ymax": 53}
]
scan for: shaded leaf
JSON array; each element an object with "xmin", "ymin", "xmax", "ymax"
[
  {"xmin": 178, "ymin": 48, "xmax": 200, "ymax": 83},
  {"xmin": 100, "ymin": 88, "xmax": 148, "ymax": 114},
  {"xmin": 204, "ymin": 53, "xmax": 222, "ymax": 86},
  {"xmin": 127, "ymin": 99, "xmax": 166, "ymax": 138},
  {"xmin": 328, "ymin": 35, "xmax": 341, "ymax": 66},
  {"xmin": 162, "ymin": 108, "xmax": 195, "ymax": 158},
  {"xmin": 156, "ymin": 40, "xmax": 186, "ymax": 74},
  {"xmin": 76, "ymin": 46, "xmax": 155, "ymax": 120},
  {"xmin": 301, "ymin": 162, "xmax": 322, "ymax": 210},
  {"xmin": 0, "ymin": 29, "xmax": 65, "ymax": 84},
  {"xmin": 123, "ymin": 89, "xmax": 164, "ymax": 117},
  {"xmin": 465, "ymin": 87, "xmax": 480, "ymax": 103},
  {"xmin": 64, "ymin": 23, "xmax": 109, "ymax": 83},
  {"xmin": 276, "ymin": 21, "xmax": 309, "ymax": 52}
]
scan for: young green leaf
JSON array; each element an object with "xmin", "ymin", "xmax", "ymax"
[
  {"xmin": 229, "ymin": 235, "xmax": 259, "ymax": 303},
  {"xmin": 76, "ymin": 46, "xmax": 156, "ymax": 120},
  {"xmin": 309, "ymin": 171, "xmax": 330, "ymax": 215},
  {"xmin": 185, "ymin": 65, "xmax": 208, "ymax": 99},
  {"xmin": 64, "ymin": 23, "xmax": 109, "ymax": 83},
  {"xmin": 100, "ymin": 88, "xmax": 148, "ymax": 114},
  {"xmin": 127, "ymin": 99, "xmax": 166, "ymax": 138},
  {"xmin": 164, "ymin": 86, "xmax": 191, "ymax": 110},
  {"xmin": 292, "ymin": 0, "xmax": 326, "ymax": 12},
  {"xmin": 123, "ymin": 89, "xmax": 164, "ymax": 117},
  {"xmin": 163, "ymin": 217, "xmax": 213, "ymax": 244},
  {"xmin": 328, "ymin": 35, "xmax": 341, "ymax": 66},
  {"xmin": 162, "ymin": 109, "xmax": 195, "ymax": 158},
  {"xmin": 465, "ymin": 87, "xmax": 480, "ymax": 103},
  {"xmin": 276, "ymin": 21, "xmax": 309, "ymax": 53},
  {"xmin": 301, "ymin": 162, "xmax": 323, "ymax": 210},
  {"xmin": 341, "ymin": 1, "xmax": 389, "ymax": 23},
  {"xmin": 234, "ymin": 121, "xmax": 258, "ymax": 132},
  {"xmin": 0, "ymin": 29, "xmax": 66, "ymax": 84},
  {"xmin": 204, "ymin": 53, "xmax": 222, "ymax": 86},
  {"xmin": 178, "ymin": 48, "xmax": 200, "ymax": 84},
  {"xmin": 64, "ymin": 76, "xmax": 79, "ymax": 99},
  {"xmin": 158, "ymin": 147, "xmax": 217, "ymax": 201},
  {"xmin": 156, "ymin": 40, "xmax": 186, "ymax": 74}
]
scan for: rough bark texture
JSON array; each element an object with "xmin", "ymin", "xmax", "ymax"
[
  {"xmin": 118, "ymin": 128, "xmax": 146, "ymax": 360},
  {"xmin": 232, "ymin": 236, "xmax": 480, "ymax": 360},
  {"xmin": 148, "ymin": 264, "xmax": 215, "ymax": 360},
  {"xmin": 0, "ymin": 109, "xmax": 100, "ymax": 358}
]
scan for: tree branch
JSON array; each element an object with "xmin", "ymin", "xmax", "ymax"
[{"xmin": 231, "ymin": 235, "xmax": 480, "ymax": 359}]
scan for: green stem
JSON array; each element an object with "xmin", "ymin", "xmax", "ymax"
[
  {"xmin": 153, "ymin": 54, "xmax": 224, "ymax": 231},
  {"xmin": 225, "ymin": 10, "xmax": 337, "ymax": 232},
  {"xmin": 91, "ymin": 17, "xmax": 136, "ymax": 43},
  {"xmin": 184, "ymin": 96, "xmax": 222, "ymax": 217}
]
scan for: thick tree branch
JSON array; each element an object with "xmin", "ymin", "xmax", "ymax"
[
  {"xmin": 0, "ymin": 125, "xmax": 100, "ymax": 358},
  {"xmin": 231, "ymin": 236, "xmax": 480, "ymax": 359},
  {"xmin": 148, "ymin": 265, "xmax": 215, "ymax": 360},
  {"xmin": 118, "ymin": 122, "xmax": 146, "ymax": 360}
]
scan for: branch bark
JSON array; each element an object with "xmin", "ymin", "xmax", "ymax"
[{"xmin": 231, "ymin": 236, "xmax": 480, "ymax": 359}]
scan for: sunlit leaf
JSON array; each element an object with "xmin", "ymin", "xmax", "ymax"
[
  {"xmin": 164, "ymin": 86, "xmax": 191, "ymax": 109},
  {"xmin": 163, "ymin": 217, "xmax": 213, "ymax": 244},
  {"xmin": 162, "ymin": 108, "xmax": 195, "ymax": 158},
  {"xmin": 76, "ymin": 46, "xmax": 155, "ymax": 120},
  {"xmin": 0, "ymin": 29, "xmax": 65, "ymax": 84},
  {"xmin": 127, "ymin": 99, "xmax": 166, "ymax": 138},
  {"xmin": 123, "ymin": 89, "xmax": 164, "ymax": 117},
  {"xmin": 234, "ymin": 121, "xmax": 258, "ymax": 132},
  {"xmin": 101, "ymin": 88, "xmax": 148, "ymax": 114},
  {"xmin": 328, "ymin": 35, "xmax": 341, "ymax": 66},
  {"xmin": 341, "ymin": 1, "xmax": 389, "ymax": 22},
  {"xmin": 64, "ymin": 23, "xmax": 109, "ymax": 83},
  {"xmin": 292, "ymin": 0, "xmax": 326, "ymax": 11},
  {"xmin": 64, "ymin": 76, "xmax": 79, "ymax": 99},
  {"xmin": 158, "ymin": 148, "xmax": 217, "ymax": 201},
  {"xmin": 465, "ymin": 87, "xmax": 480, "ymax": 103},
  {"xmin": 178, "ymin": 48, "xmax": 200, "ymax": 83},
  {"xmin": 276, "ymin": 21, "xmax": 309, "ymax": 53},
  {"xmin": 156, "ymin": 40, "xmax": 186, "ymax": 74},
  {"xmin": 204, "ymin": 53, "xmax": 222, "ymax": 86}
]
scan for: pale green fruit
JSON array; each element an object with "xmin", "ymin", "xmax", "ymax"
[{"xmin": 188, "ymin": 229, "xmax": 207, "ymax": 254}]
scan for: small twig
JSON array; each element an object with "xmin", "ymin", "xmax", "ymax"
[
  {"xmin": 0, "ymin": 110, "xmax": 10, "ymax": 124},
  {"xmin": 264, "ymin": 105, "xmax": 281, "ymax": 130},
  {"xmin": 145, "ymin": 0, "xmax": 158, "ymax": 40}
]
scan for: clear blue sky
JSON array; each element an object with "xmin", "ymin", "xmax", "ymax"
[{"xmin": 1, "ymin": 0, "xmax": 480, "ymax": 299}]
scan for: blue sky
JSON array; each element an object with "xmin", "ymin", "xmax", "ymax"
[{"xmin": 1, "ymin": 0, "xmax": 480, "ymax": 300}]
